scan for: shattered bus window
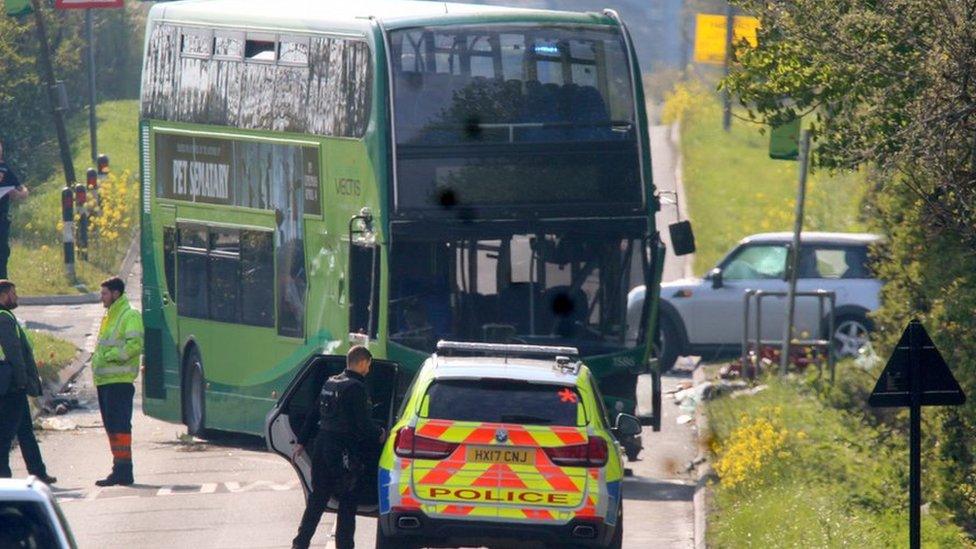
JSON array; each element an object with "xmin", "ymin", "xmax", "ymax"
[{"xmin": 141, "ymin": 25, "xmax": 371, "ymax": 138}]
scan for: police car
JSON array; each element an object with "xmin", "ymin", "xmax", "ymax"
[
  {"xmin": 265, "ymin": 342, "xmax": 637, "ymax": 548},
  {"xmin": 377, "ymin": 342, "xmax": 635, "ymax": 548}
]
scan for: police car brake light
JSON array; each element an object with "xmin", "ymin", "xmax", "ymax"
[
  {"xmin": 543, "ymin": 436, "xmax": 608, "ymax": 467},
  {"xmin": 394, "ymin": 426, "xmax": 458, "ymax": 460}
]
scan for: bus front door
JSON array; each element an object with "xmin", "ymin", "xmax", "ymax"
[
  {"xmin": 265, "ymin": 355, "xmax": 399, "ymax": 515},
  {"xmin": 143, "ymin": 204, "xmax": 179, "ymax": 403}
]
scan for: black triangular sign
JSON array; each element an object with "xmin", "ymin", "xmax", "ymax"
[{"xmin": 869, "ymin": 320, "xmax": 966, "ymax": 407}]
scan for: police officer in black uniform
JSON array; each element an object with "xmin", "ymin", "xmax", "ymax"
[{"xmin": 291, "ymin": 345, "xmax": 385, "ymax": 549}]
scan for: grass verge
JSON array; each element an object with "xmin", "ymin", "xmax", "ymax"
[
  {"xmin": 9, "ymin": 99, "xmax": 139, "ymax": 295},
  {"xmin": 28, "ymin": 330, "xmax": 79, "ymax": 385},
  {"xmin": 669, "ymin": 83, "xmax": 867, "ymax": 274},
  {"xmin": 706, "ymin": 377, "xmax": 970, "ymax": 547}
]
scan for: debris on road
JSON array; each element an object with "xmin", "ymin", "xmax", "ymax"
[
  {"xmin": 42, "ymin": 396, "xmax": 83, "ymax": 415},
  {"xmin": 855, "ymin": 342, "xmax": 881, "ymax": 370},
  {"xmin": 38, "ymin": 417, "xmax": 77, "ymax": 431},
  {"xmin": 666, "ymin": 380, "xmax": 694, "ymax": 394},
  {"xmin": 173, "ymin": 433, "xmax": 208, "ymax": 452},
  {"xmin": 672, "ymin": 380, "xmax": 750, "ymax": 412},
  {"xmin": 684, "ymin": 455, "xmax": 707, "ymax": 473}
]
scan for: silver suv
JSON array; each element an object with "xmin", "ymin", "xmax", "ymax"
[{"xmin": 629, "ymin": 232, "xmax": 882, "ymax": 370}]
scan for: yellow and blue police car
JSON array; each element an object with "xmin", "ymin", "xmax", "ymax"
[{"xmin": 376, "ymin": 341, "xmax": 638, "ymax": 549}]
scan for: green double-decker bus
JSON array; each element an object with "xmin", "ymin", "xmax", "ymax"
[{"xmin": 139, "ymin": 0, "xmax": 669, "ymax": 454}]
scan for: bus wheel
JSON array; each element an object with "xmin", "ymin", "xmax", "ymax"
[{"xmin": 182, "ymin": 346, "xmax": 206, "ymax": 437}]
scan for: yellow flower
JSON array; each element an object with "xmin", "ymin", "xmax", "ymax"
[{"xmin": 713, "ymin": 413, "xmax": 792, "ymax": 490}]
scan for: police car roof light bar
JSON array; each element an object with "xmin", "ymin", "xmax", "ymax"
[
  {"xmin": 435, "ymin": 341, "xmax": 580, "ymax": 361},
  {"xmin": 553, "ymin": 355, "xmax": 582, "ymax": 375}
]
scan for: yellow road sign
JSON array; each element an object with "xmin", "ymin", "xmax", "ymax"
[{"xmin": 694, "ymin": 13, "xmax": 759, "ymax": 65}]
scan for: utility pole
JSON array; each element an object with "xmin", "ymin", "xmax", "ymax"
[
  {"xmin": 780, "ymin": 129, "xmax": 812, "ymax": 375},
  {"xmin": 29, "ymin": 0, "xmax": 76, "ymax": 186},
  {"xmin": 86, "ymin": 8, "xmax": 98, "ymax": 164},
  {"xmin": 722, "ymin": 2, "xmax": 734, "ymax": 131}
]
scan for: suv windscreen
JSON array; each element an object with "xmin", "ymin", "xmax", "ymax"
[
  {"xmin": 423, "ymin": 379, "xmax": 582, "ymax": 426},
  {"xmin": 722, "ymin": 244, "xmax": 787, "ymax": 280}
]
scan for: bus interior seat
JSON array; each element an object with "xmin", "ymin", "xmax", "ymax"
[
  {"xmin": 540, "ymin": 286, "xmax": 589, "ymax": 337},
  {"xmin": 397, "ymin": 73, "xmax": 614, "ymax": 143},
  {"xmin": 481, "ymin": 323, "xmax": 518, "ymax": 343},
  {"xmin": 455, "ymin": 292, "xmax": 492, "ymax": 338},
  {"xmin": 497, "ymin": 282, "xmax": 532, "ymax": 333},
  {"xmin": 567, "ymin": 84, "xmax": 612, "ymax": 140}
]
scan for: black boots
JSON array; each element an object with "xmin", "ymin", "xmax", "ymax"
[
  {"xmin": 34, "ymin": 474, "xmax": 57, "ymax": 485},
  {"xmin": 95, "ymin": 462, "xmax": 133, "ymax": 486}
]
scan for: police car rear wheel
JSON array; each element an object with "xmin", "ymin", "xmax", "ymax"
[{"xmin": 183, "ymin": 347, "xmax": 206, "ymax": 437}]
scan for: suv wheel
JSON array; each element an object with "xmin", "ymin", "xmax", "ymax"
[
  {"xmin": 658, "ymin": 314, "xmax": 681, "ymax": 372},
  {"xmin": 831, "ymin": 315, "xmax": 872, "ymax": 358}
]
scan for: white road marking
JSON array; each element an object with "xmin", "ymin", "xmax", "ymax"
[
  {"xmin": 58, "ymin": 480, "xmax": 298, "ymax": 503},
  {"xmin": 225, "ymin": 480, "xmax": 295, "ymax": 493}
]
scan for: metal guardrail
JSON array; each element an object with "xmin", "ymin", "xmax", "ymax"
[{"xmin": 741, "ymin": 289, "xmax": 837, "ymax": 382}]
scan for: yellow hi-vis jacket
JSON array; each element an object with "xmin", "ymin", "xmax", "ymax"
[{"xmin": 92, "ymin": 295, "xmax": 144, "ymax": 386}]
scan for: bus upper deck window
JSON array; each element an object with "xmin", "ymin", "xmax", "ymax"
[
  {"xmin": 181, "ymin": 28, "xmax": 213, "ymax": 59},
  {"xmin": 278, "ymin": 36, "xmax": 309, "ymax": 66},
  {"xmin": 245, "ymin": 36, "xmax": 276, "ymax": 62},
  {"xmin": 214, "ymin": 32, "xmax": 244, "ymax": 61}
]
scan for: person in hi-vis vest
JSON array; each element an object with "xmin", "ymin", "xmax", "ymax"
[{"xmin": 92, "ymin": 276, "xmax": 143, "ymax": 486}]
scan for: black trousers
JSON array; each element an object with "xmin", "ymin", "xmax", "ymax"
[
  {"xmin": 96, "ymin": 383, "xmax": 134, "ymax": 433},
  {"xmin": 0, "ymin": 219, "xmax": 10, "ymax": 280},
  {"xmin": 0, "ymin": 390, "xmax": 27, "ymax": 478},
  {"xmin": 97, "ymin": 383, "xmax": 134, "ymax": 472},
  {"xmin": 16, "ymin": 395, "xmax": 47, "ymax": 476},
  {"xmin": 293, "ymin": 436, "xmax": 359, "ymax": 549}
]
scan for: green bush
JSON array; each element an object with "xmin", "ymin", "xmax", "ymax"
[
  {"xmin": 707, "ymin": 379, "xmax": 970, "ymax": 547},
  {"xmin": 868, "ymin": 184, "xmax": 976, "ymax": 533},
  {"xmin": 714, "ymin": 0, "xmax": 976, "ymax": 534}
]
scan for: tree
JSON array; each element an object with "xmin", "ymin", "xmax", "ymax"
[
  {"xmin": 724, "ymin": 0, "xmax": 976, "ymax": 532},
  {"xmin": 0, "ymin": 2, "xmax": 146, "ymax": 181}
]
